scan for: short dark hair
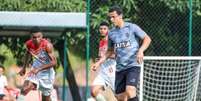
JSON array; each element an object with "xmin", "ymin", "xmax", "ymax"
[
  {"xmin": 30, "ymin": 26, "xmax": 42, "ymax": 34},
  {"xmin": 99, "ymin": 21, "xmax": 109, "ymax": 27},
  {"xmin": 109, "ymin": 5, "xmax": 123, "ymax": 15},
  {"xmin": 0, "ymin": 65, "xmax": 5, "ymax": 71}
]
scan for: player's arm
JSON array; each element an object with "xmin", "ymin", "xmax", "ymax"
[
  {"xmin": 137, "ymin": 34, "xmax": 151, "ymax": 64},
  {"xmin": 19, "ymin": 50, "xmax": 31, "ymax": 76},
  {"xmin": 91, "ymin": 48, "xmax": 114, "ymax": 71}
]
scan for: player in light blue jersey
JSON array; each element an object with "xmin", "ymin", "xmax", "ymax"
[
  {"xmin": 92, "ymin": 6, "xmax": 151, "ymax": 101},
  {"xmin": 18, "ymin": 27, "xmax": 57, "ymax": 101}
]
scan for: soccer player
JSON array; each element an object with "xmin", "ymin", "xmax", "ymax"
[
  {"xmin": 17, "ymin": 27, "xmax": 57, "ymax": 101},
  {"xmin": 90, "ymin": 22, "xmax": 116, "ymax": 101},
  {"xmin": 0, "ymin": 65, "xmax": 9, "ymax": 101},
  {"xmin": 91, "ymin": 6, "xmax": 151, "ymax": 101}
]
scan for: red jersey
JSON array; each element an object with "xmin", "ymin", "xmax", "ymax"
[
  {"xmin": 98, "ymin": 37, "xmax": 108, "ymax": 57},
  {"xmin": 25, "ymin": 39, "xmax": 49, "ymax": 55}
]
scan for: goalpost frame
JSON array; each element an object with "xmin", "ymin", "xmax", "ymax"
[{"xmin": 140, "ymin": 56, "xmax": 201, "ymax": 101}]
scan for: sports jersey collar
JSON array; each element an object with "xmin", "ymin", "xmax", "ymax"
[{"xmin": 115, "ymin": 22, "xmax": 129, "ymax": 29}]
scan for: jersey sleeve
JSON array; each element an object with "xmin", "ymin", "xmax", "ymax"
[{"xmin": 131, "ymin": 24, "xmax": 146, "ymax": 39}]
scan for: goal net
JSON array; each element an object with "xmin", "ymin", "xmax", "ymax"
[{"xmin": 139, "ymin": 56, "xmax": 201, "ymax": 101}]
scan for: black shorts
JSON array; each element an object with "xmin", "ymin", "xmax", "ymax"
[{"xmin": 115, "ymin": 66, "xmax": 140, "ymax": 94}]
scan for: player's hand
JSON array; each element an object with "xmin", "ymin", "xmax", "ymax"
[
  {"xmin": 18, "ymin": 68, "xmax": 26, "ymax": 76},
  {"xmin": 27, "ymin": 68, "xmax": 39, "ymax": 76},
  {"xmin": 137, "ymin": 49, "xmax": 144, "ymax": 64},
  {"xmin": 91, "ymin": 63, "xmax": 99, "ymax": 71}
]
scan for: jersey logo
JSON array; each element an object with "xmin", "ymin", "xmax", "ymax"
[{"xmin": 115, "ymin": 41, "xmax": 131, "ymax": 48}]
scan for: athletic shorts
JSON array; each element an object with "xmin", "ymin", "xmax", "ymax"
[
  {"xmin": 115, "ymin": 66, "xmax": 140, "ymax": 94},
  {"xmin": 26, "ymin": 74, "xmax": 54, "ymax": 96},
  {"xmin": 93, "ymin": 59, "xmax": 116, "ymax": 91}
]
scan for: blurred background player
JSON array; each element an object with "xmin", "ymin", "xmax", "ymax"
[
  {"xmin": 0, "ymin": 65, "xmax": 19, "ymax": 101},
  {"xmin": 17, "ymin": 27, "xmax": 57, "ymax": 101},
  {"xmin": 89, "ymin": 22, "xmax": 116, "ymax": 101},
  {"xmin": 0, "ymin": 65, "xmax": 9, "ymax": 101}
]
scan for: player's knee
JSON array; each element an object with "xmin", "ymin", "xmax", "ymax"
[
  {"xmin": 126, "ymin": 86, "xmax": 137, "ymax": 99},
  {"xmin": 91, "ymin": 88, "xmax": 97, "ymax": 97},
  {"xmin": 21, "ymin": 85, "xmax": 33, "ymax": 95},
  {"xmin": 91, "ymin": 86, "xmax": 100, "ymax": 97}
]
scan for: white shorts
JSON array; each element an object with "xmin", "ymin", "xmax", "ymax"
[
  {"xmin": 93, "ymin": 59, "xmax": 116, "ymax": 91},
  {"xmin": 26, "ymin": 74, "xmax": 54, "ymax": 96}
]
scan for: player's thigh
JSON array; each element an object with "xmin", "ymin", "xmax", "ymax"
[
  {"xmin": 125, "ymin": 67, "xmax": 140, "ymax": 97},
  {"xmin": 91, "ymin": 85, "xmax": 104, "ymax": 97},
  {"xmin": 42, "ymin": 94, "xmax": 50, "ymax": 101},
  {"xmin": 23, "ymin": 80, "xmax": 37, "ymax": 90},
  {"xmin": 115, "ymin": 70, "xmax": 127, "ymax": 94},
  {"xmin": 125, "ymin": 67, "xmax": 140, "ymax": 86}
]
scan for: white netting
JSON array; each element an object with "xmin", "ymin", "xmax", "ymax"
[{"xmin": 140, "ymin": 57, "xmax": 201, "ymax": 101}]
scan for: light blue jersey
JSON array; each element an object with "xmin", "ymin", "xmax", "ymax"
[
  {"xmin": 32, "ymin": 50, "xmax": 55, "ymax": 80},
  {"xmin": 109, "ymin": 22, "xmax": 146, "ymax": 71}
]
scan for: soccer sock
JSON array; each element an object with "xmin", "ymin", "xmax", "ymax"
[
  {"xmin": 95, "ymin": 93, "xmax": 106, "ymax": 101},
  {"xmin": 128, "ymin": 96, "xmax": 138, "ymax": 101},
  {"xmin": 16, "ymin": 95, "xmax": 25, "ymax": 101}
]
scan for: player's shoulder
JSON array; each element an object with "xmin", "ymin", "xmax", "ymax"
[
  {"xmin": 125, "ymin": 22, "xmax": 138, "ymax": 28},
  {"xmin": 41, "ymin": 39, "xmax": 52, "ymax": 46},
  {"xmin": 25, "ymin": 39, "xmax": 33, "ymax": 48},
  {"xmin": 42, "ymin": 39, "xmax": 54, "ymax": 52},
  {"xmin": 25, "ymin": 39, "xmax": 32, "ymax": 45},
  {"xmin": 128, "ymin": 22, "xmax": 142, "ymax": 30}
]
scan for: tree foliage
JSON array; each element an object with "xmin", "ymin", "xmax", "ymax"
[{"xmin": 0, "ymin": 0, "xmax": 85, "ymax": 12}]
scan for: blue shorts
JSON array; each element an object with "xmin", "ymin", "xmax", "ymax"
[{"xmin": 115, "ymin": 66, "xmax": 140, "ymax": 94}]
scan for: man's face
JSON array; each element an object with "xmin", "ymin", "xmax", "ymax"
[
  {"xmin": 99, "ymin": 25, "xmax": 108, "ymax": 36},
  {"xmin": 32, "ymin": 32, "xmax": 43, "ymax": 45},
  {"xmin": 108, "ymin": 11, "xmax": 122, "ymax": 26},
  {"xmin": 0, "ymin": 68, "xmax": 4, "ymax": 75}
]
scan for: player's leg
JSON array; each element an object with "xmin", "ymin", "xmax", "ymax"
[
  {"xmin": 115, "ymin": 69, "xmax": 127, "ymax": 101},
  {"xmin": 91, "ymin": 85, "xmax": 104, "ymax": 97},
  {"xmin": 42, "ymin": 94, "xmax": 51, "ymax": 101},
  {"xmin": 125, "ymin": 67, "xmax": 140, "ymax": 101},
  {"xmin": 91, "ymin": 74, "xmax": 107, "ymax": 101},
  {"xmin": 21, "ymin": 80, "xmax": 37, "ymax": 95},
  {"xmin": 17, "ymin": 80, "xmax": 37, "ymax": 101}
]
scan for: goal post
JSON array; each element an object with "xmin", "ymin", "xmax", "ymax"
[{"xmin": 139, "ymin": 56, "xmax": 201, "ymax": 101}]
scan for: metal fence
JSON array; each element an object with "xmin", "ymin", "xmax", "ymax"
[{"xmin": 90, "ymin": 0, "xmax": 201, "ymax": 57}]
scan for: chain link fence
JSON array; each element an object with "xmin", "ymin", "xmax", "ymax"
[
  {"xmin": 90, "ymin": 0, "xmax": 201, "ymax": 101},
  {"xmin": 90, "ymin": 0, "xmax": 201, "ymax": 57}
]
